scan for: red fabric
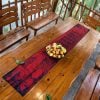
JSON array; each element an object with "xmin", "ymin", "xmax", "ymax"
[{"xmin": 3, "ymin": 24, "xmax": 89, "ymax": 96}]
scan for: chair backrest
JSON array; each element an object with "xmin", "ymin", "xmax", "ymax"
[
  {"xmin": 0, "ymin": 1, "xmax": 19, "ymax": 31},
  {"xmin": 84, "ymin": 16, "xmax": 100, "ymax": 29},
  {"xmin": 21, "ymin": 0, "xmax": 41, "ymax": 24},
  {"xmin": 21, "ymin": 0, "xmax": 52, "ymax": 25},
  {"xmin": 41, "ymin": 0, "xmax": 52, "ymax": 13}
]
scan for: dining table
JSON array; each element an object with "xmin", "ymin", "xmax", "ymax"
[{"xmin": 0, "ymin": 17, "xmax": 100, "ymax": 100}]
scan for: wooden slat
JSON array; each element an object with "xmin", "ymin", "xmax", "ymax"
[
  {"xmin": 41, "ymin": 0, "xmax": 52, "ymax": 11},
  {"xmin": 23, "ymin": 0, "xmax": 39, "ymax": 7},
  {"xmin": 41, "ymin": 4, "xmax": 51, "ymax": 10},
  {"xmin": 0, "ymin": 17, "xmax": 19, "ymax": 27},
  {"xmin": 0, "ymin": 6, "xmax": 17, "ymax": 15},
  {"xmin": 0, "ymin": 2, "xmax": 19, "ymax": 30},
  {"xmin": 23, "ymin": 10, "xmax": 40, "ymax": 19},
  {"xmin": 91, "ymin": 75, "xmax": 100, "ymax": 100},
  {"xmin": 75, "ymin": 69, "xmax": 100, "ymax": 100},
  {"xmin": 41, "ymin": 0, "xmax": 51, "ymax": 3},
  {"xmin": 24, "ymin": 5, "xmax": 40, "ymax": 11},
  {"xmin": 0, "ymin": 12, "xmax": 18, "ymax": 23},
  {"xmin": 22, "ymin": 0, "xmax": 41, "ymax": 23}
]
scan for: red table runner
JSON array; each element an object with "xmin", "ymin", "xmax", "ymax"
[{"xmin": 3, "ymin": 24, "xmax": 89, "ymax": 96}]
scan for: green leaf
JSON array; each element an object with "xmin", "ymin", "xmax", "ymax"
[
  {"xmin": 16, "ymin": 60, "xmax": 25, "ymax": 65},
  {"xmin": 46, "ymin": 94, "xmax": 52, "ymax": 100}
]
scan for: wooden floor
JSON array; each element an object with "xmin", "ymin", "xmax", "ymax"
[{"xmin": 0, "ymin": 17, "xmax": 100, "ymax": 100}]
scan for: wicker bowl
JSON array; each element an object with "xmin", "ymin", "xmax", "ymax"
[{"xmin": 46, "ymin": 43, "xmax": 67, "ymax": 59}]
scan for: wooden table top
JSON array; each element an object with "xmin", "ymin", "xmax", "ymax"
[{"xmin": 0, "ymin": 17, "xmax": 100, "ymax": 100}]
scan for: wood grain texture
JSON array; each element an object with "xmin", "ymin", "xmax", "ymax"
[
  {"xmin": 91, "ymin": 75, "xmax": 100, "ymax": 100},
  {"xmin": 0, "ymin": 6, "xmax": 18, "ymax": 27},
  {"xmin": 0, "ymin": 17, "xmax": 100, "ymax": 100},
  {"xmin": 27, "ymin": 12, "xmax": 59, "ymax": 30},
  {"xmin": 0, "ymin": 28, "xmax": 30, "ymax": 53},
  {"xmin": 75, "ymin": 69, "xmax": 100, "ymax": 100}
]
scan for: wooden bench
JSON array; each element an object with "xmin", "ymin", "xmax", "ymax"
[
  {"xmin": 84, "ymin": 16, "xmax": 100, "ymax": 29},
  {"xmin": 21, "ymin": 0, "xmax": 59, "ymax": 36},
  {"xmin": 0, "ymin": 1, "xmax": 30, "ymax": 53},
  {"xmin": 75, "ymin": 68, "xmax": 100, "ymax": 100}
]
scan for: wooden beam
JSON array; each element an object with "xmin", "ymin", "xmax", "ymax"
[{"xmin": 0, "ymin": 0, "xmax": 2, "ymax": 34}]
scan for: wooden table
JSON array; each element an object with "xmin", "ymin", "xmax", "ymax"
[{"xmin": 0, "ymin": 17, "xmax": 100, "ymax": 100}]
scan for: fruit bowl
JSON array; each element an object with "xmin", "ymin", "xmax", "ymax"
[{"xmin": 46, "ymin": 43, "xmax": 67, "ymax": 59}]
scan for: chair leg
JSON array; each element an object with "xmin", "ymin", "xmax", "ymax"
[
  {"xmin": 95, "ymin": 55, "xmax": 100, "ymax": 70},
  {"xmin": 26, "ymin": 35, "xmax": 29, "ymax": 41},
  {"xmin": 26, "ymin": 25, "xmax": 28, "ymax": 30},
  {"xmin": 55, "ymin": 18, "xmax": 58, "ymax": 24},
  {"xmin": 34, "ymin": 30, "xmax": 37, "ymax": 36}
]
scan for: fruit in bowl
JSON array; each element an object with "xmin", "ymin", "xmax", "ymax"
[{"xmin": 46, "ymin": 43, "xmax": 67, "ymax": 59}]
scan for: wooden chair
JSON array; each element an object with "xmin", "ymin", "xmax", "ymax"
[
  {"xmin": 21, "ymin": 0, "xmax": 59, "ymax": 36},
  {"xmin": 84, "ymin": 16, "xmax": 100, "ymax": 29},
  {"xmin": 75, "ymin": 68, "xmax": 100, "ymax": 100},
  {"xmin": 0, "ymin": 1, "xmax": 30, "ymax": 53}
]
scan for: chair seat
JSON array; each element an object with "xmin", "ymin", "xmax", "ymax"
[
  {"xmin": 26, "ymin": 12, "xmax": 59, "ymax": 30},
  {"xmin": 0, "ymin": 27, "xmax": 30, "ymax": 53}
]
